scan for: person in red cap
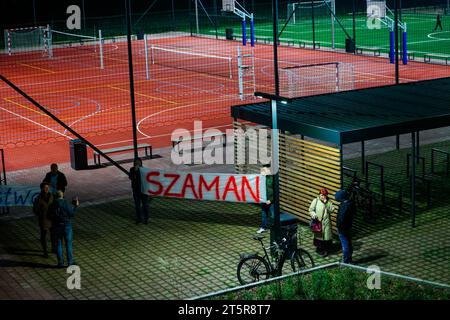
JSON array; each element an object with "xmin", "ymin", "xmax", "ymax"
[{"xmin": 309, "ymin": 188, "xmax": 335, "ymax": 257}]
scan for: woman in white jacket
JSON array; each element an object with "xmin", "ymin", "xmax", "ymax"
[{"xmin": 309, "ymin": 188, "xmax": 334, "ymax": 257}]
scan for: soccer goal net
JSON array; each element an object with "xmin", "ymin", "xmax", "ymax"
[
  {"xmin": 280, "ymin": 62, "xmax": 355, "ymax": 98},
  {"xmin": 4, "ymin": 26, "xmax": 49, "ymax": 55},
  {"xmin": 287, "ymin": 0, "xmax": 334, "ymax": 24}
]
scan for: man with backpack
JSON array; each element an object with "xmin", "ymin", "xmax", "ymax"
[
  {"xmin": 335, "ymin": 189, "xmax": 356, "ymax": 264},
  {"xmin": 49, "ymin": 191, "xmax": 79, "ymax": 267}
]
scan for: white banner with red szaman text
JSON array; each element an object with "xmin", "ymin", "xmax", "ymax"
[{"xmin": 140, "ymin": 168, "xmax": 267, "ymax": 204}]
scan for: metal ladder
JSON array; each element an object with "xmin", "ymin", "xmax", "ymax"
[{"xmin": 237, "ymin": 46, "xmax": 256, "ymax": 101}]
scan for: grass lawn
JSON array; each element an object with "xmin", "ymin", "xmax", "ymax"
[
  {"xmin": 211, "ymin": 267, "xmax": 450, "ymax": 300},
  {"xmin": 199, "ymin": 13, "xmax": 450, "ymax": 61}
]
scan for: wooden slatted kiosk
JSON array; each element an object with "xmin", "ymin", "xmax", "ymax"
[
  {"xmin": 233, "ymin": 121, "xmax": 341, "ymax": 233},
  {"xmin": 231, "ymin": 77, "xmax": 450, "ymax": 228}
]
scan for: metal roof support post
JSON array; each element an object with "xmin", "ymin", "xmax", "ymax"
[
  {"xmin": 340, "ymin": 145, "xmax": 344, "ymax": 189},
  {"xmin": 416, "ymin": 131, "xmax": 420, "ymax": 163},
  {"xmin": 411, "ymin": 132, "xmax": 416, "ymax": 228},
  {"xmin": 361, "ymin": 140, "xmax": 365, "ymax": 176},
  {"xmin": 271, "ymin": 0, "xmax": 281, "ymax": 243}
]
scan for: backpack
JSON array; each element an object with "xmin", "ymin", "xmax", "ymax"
[{"xmin": 48, "ymin": 201, "xmax": 66, "ymax": 225}]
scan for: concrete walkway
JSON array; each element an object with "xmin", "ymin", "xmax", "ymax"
[{"xmin": 0, "ymin": 127, "xmax": 449, "ymax": 299}]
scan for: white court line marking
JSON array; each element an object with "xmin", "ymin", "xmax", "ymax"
[
  {"xmin": 62, "ymin": 97, "xmax": 103, "ymax": 135},
  {"xmin": 427, "ymin": 31, "xmax": 450, "ymax": 41},
  {"xmin": 96, "ymin": 123, "xmax": 235, "ymax": 147},
  {"xmin": 0, "ymin": 106, "xmax": 72, "ymax": 139},
  {"xmin": 137, "ymin": 97, "xmax": 238, "ymax": 139},
  {"xmin": 18, "ymin": 63, "xmax": 55, "ymax": 74}
]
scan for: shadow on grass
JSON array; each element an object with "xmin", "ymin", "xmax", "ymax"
[
  {"xmin": 97, "ymin": 197, "xmax": 259, "ymax": 227},
  {"xmin": 353, "ymin": 249, "xmax": 389, "ymax": 265},
  {"xmin": 0, "ymin": 259, "xmax": 56, "ymax": 269},
  {"xmin": 3, "ymin": 247, "xmax": 44, "ymax": 257}
]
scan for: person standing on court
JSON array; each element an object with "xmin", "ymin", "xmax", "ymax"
[
  {"xmin": 43, "ymin": 163, "xmax": 68, "ymax": 194},
  {"xmin": 33, "ymin": 182, "xmax": 55, "ymax": 258},
  {"xmin": 257, "ymin": 165, "xmax": 274, "ymax": 234},
  {"xmin": 335, "ymin": 189, "xmax": 356, "ymax": 264},
  {"xmin": 433, "ymin": 14, "xmax": 443, "ymax": 31},
  {"xmin": 49, "ymin": 191, "xmax": 79, "ymax": 268},
  {"xmin": 129, "ymin": 158, "xmax": 149, "ymax": 224},
  {"xmin": 309, "ymin": 188, "xmax": 334, "ymax": 257}
]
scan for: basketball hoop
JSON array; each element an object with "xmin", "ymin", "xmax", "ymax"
[
  {"xmin": 367, "ymin": 0, "xmax": 386, "ymax": 19},
  {"xmin": 222, "ymin": 0, "xmax": 235, "ymax": 12}
]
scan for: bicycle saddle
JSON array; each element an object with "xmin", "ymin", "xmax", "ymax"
[{"xmin": 253, "ymin": 235, "xmax": 265, "ymax": 241}]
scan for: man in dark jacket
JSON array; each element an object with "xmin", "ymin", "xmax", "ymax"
[
  {"xmin": 257, "ymin": 165, "xmax": 274, "ymax": 234},
  {"xmin": 49, "ymin": 191, "xmax": 78, "ymax": 267},
  {"xmin": 43, "ymin": 163, "xmax": 68, "ymax": 194},
  {"xmin": 33, "ymin": 182, "xmax": 55, "ymax": 257},
  {"xmin": 129, "ymin": 158, "xmax": 149, "ymax": 224},
  {"xmin": 335, "ymin": 189, "xmax": 355, "ymax": 263}
]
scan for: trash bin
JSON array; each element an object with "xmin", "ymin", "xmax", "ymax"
[
  {"xmin": 345, "ymin": 38, "xmax": 355, "ymax": 53},
  {"xmin": 225, "ymin": 28, "xmax": 233, "ymax": 40},
  {"xmin": 281, "ymin": 214, "xmax": 298, "ymax": 255},
  {"xmin": 270, "ymin": 212, "xmax": 299, "ymax": 256},
  {"xmin": 69, "ymin": 139, "xmax": 88, "ymax": 170}
]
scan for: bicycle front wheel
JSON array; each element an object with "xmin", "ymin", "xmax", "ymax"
[
  {"xmin": 290, "ymin": 249, "xmax": 315, "ymax": 272},
  {"xmin": 237, "ymin": 256, "xmax": 271, "ymax": 285}
]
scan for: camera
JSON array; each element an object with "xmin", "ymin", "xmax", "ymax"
[{"xmin": 72, "ymin": 197, "xmax": 79, "ymax": 206}]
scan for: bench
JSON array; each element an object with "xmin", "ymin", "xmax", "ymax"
[
  {"xmin": 424, "ymin": 53, "xmax": 450, "ymax": 65},
  {"xmin": 402, "ymin": 51, "xmax": 417, "ymax": 61},
  {"xmin": 431, "ymin": 148, "xmax": 450, "ymax": 176},
  {"xmin": 343, "ymin": 166, "xmax": 357, "ymax": 178},
  {"xmin": 93, "ymin": 143, "xmax": 152, "ymax": 165},
  {"xmin": 406, "ymin": 153, "xmax": 426, "ymax": 178},
  {"xmin": 356, "ymin": 46, "xmax": 381, "ymax": 57},
  {"xmin": 299, "ymin": 40, "xmax": 320, "ymax": 49},
  {"xmin": 171, "ymin": 132, "xmax": 227, "ymax": 148},
  {"xmin": 384, "ymin": 181, "xmax": 404, "ymax": 214},
  {"xmin": 413, "ymin": 175, "xmax": 431, "ymax": 208},
  {"xmin": 255, "ymin": 36, "xmax": 273, "ymax": 44},
  {"xmin": 365, "ymin": 161, "xmax": 386, "ymax": 205}
]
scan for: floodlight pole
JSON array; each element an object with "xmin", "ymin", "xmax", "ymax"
[
  {"xmin": 32, "ymin": 0, "xmax": 37, "ymax": 26},
  {"xmin": 195, "ymin": 0, "xmax": 200, "ymax": 35},
  {"xmin": 352, "ymin": 0, "xmax": 356, "ymax": 46},
  {"xmin": 394, "ymin": 0, "xmax": 400, "ymax": 84},
  {"xmin": 311, "ymin": 0, "xmax": 316, "ymax": 49},
  {"xmin": 125, "ymin": 0, "xmax": 139, "ymax": 160},
  {"xmin": 82, "ymin": 0, "xmax": 86, "ymax": 30}
]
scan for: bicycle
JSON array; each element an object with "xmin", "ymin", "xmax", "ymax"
[
  {"xmin": 346, "ymin": 175, "xmax": 376, "ymax": 222},
  {"xmin": 236, "ymin": 234, "xmax": 314, "ymax": 285}
]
